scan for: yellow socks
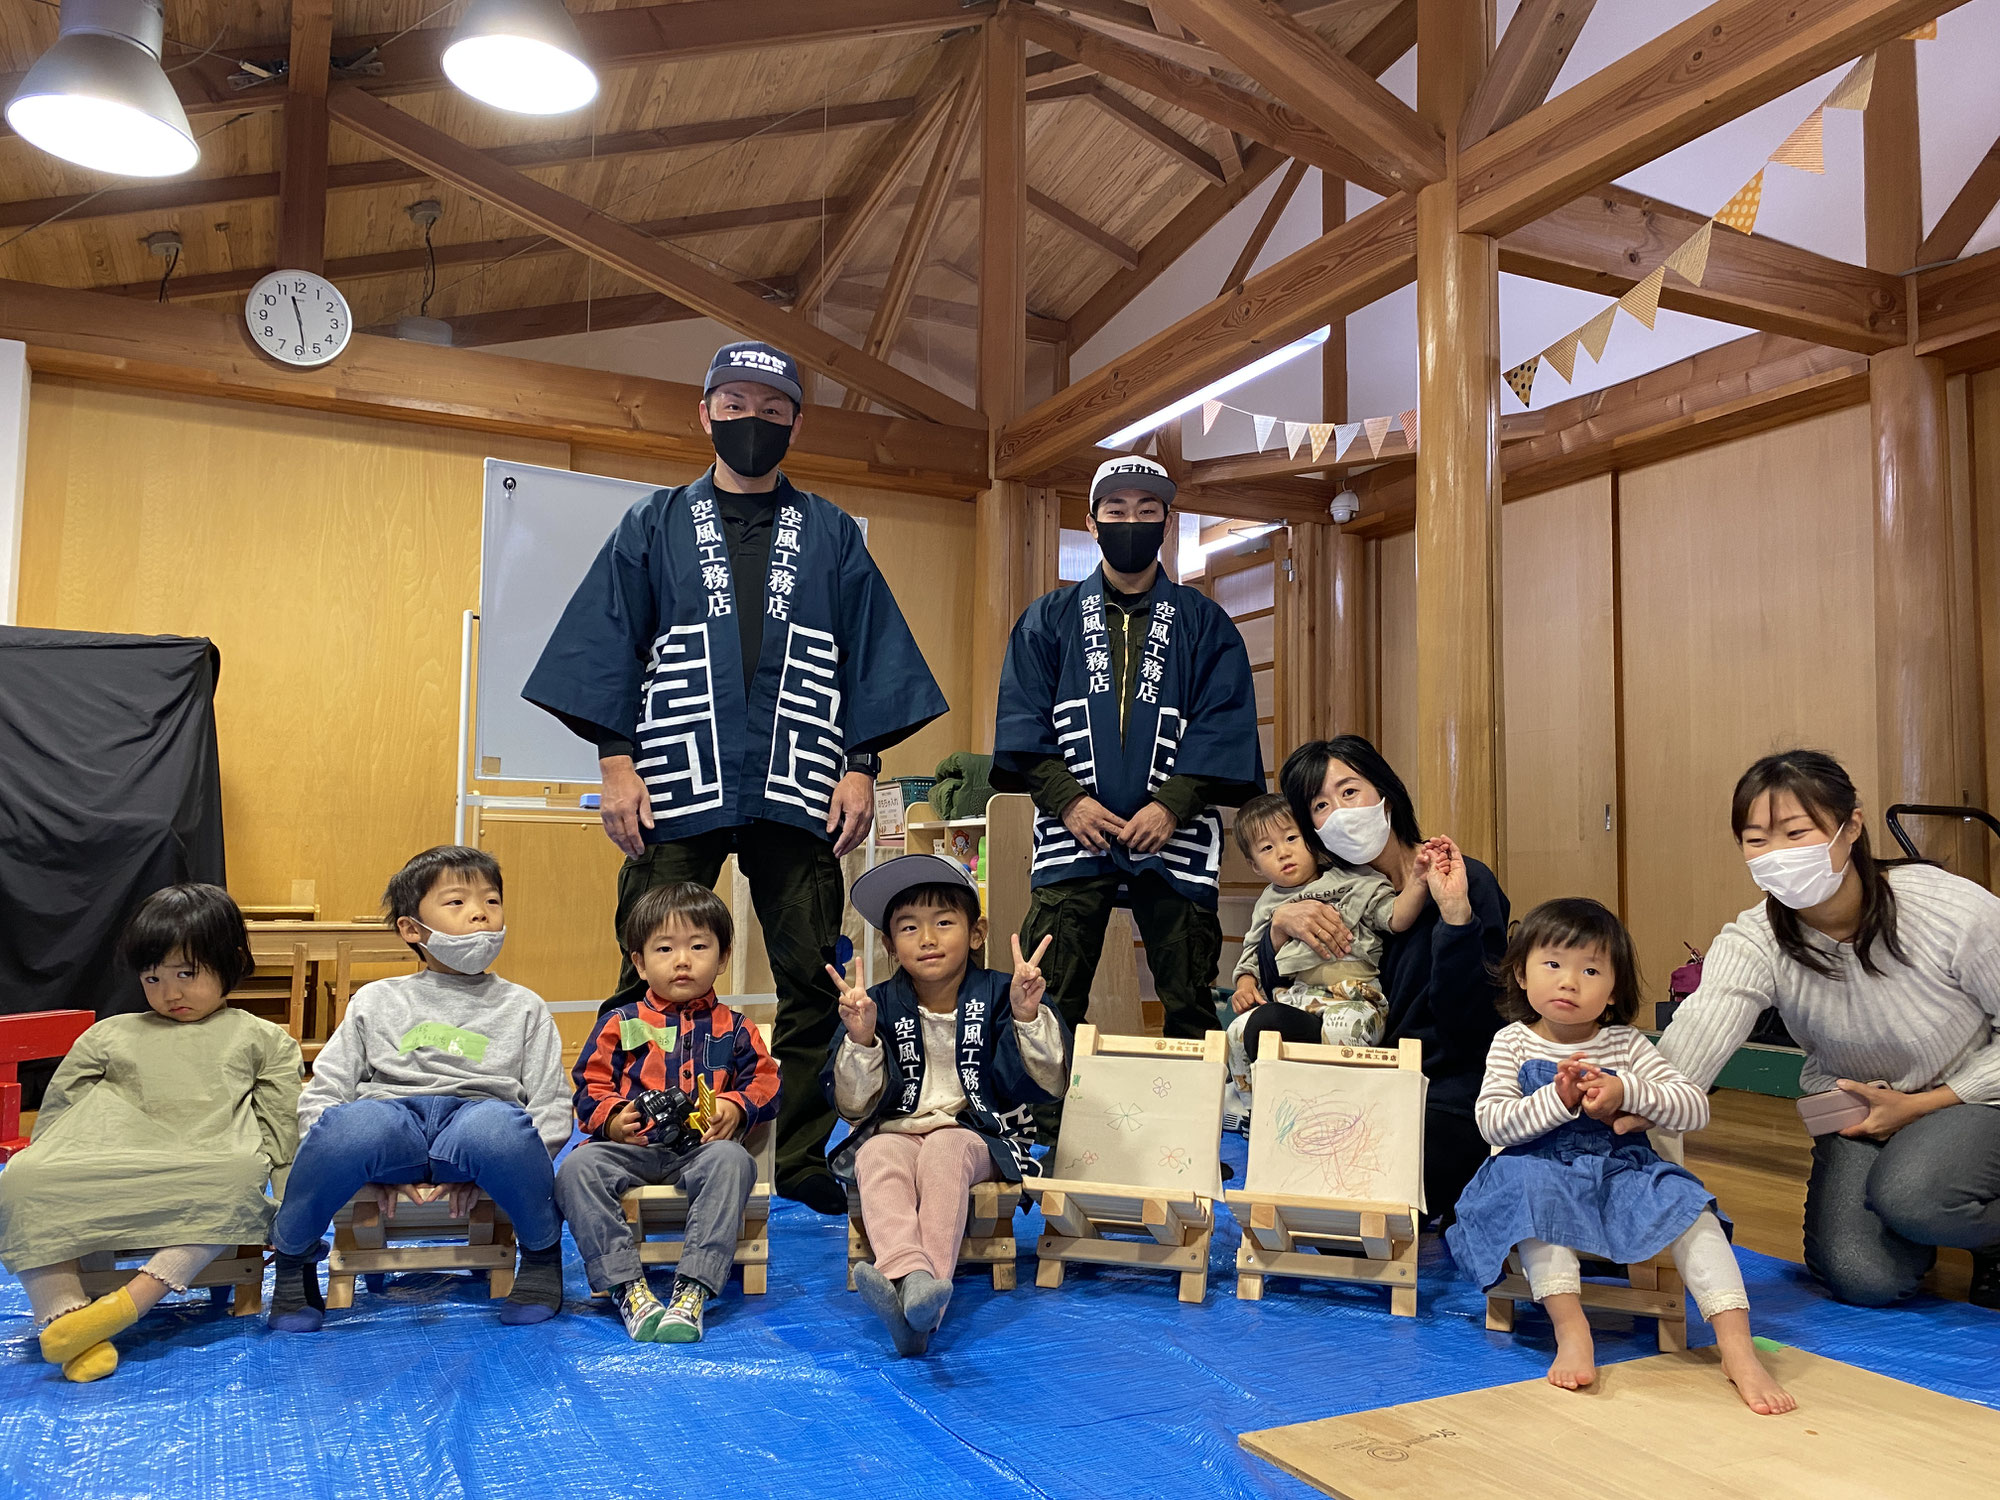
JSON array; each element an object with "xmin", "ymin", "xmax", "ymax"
[
  {"xmin": 40, "ymin": 1287, "xmax": 139, "ymax": 1366},
  {"xmin": 62, "ymin": 1342, "xmax": 118, "ymax": 1383}
]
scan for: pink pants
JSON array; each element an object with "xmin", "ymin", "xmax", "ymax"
[{"xmin": 853, "ymin": 1127, "xmax": 999, "ymax": 1281}]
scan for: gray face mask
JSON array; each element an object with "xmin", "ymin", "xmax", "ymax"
[{"xmin": 417, "ymin": 925, "xmax": 506, "ymax": 975}]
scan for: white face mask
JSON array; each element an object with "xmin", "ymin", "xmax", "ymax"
[
  {"xmin": 418, "ymin": 925, "xmax": 506, "ymax": 975},
  {"xmin": 1746, "ymin": 831, "xmax": 1853, "ymax": 911},
  {"xmin": 1317, "ymin": 799, "xmax": 1392, "ymax": 864}
]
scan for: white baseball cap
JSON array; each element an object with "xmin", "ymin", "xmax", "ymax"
[
  {"xmin": 849, "ymin": 853, "xmax": 980, "ymax": 932},
  {"xmin": 1090, "ymin": 454, "xmax": 1176, "ymax": 509}
]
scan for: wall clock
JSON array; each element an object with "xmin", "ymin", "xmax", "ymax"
[{"xmin": 245, "ymin": 269, "xmax": 351, "ymax": 367}]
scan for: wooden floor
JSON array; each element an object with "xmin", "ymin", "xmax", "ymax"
[{"xmin": 1687, "ymin": 1089, "xmax": 1974, "ymax": 1302}]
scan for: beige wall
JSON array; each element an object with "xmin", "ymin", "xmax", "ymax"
[{"xmin": 20, "ymin": 379, "xmax": 975, "ymax": 1009}]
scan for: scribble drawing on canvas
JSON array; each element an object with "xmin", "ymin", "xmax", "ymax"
[
  {"xmin": 1106, "ymin": 1102, "xmax": 1144, "ymax": 1132},
  {"xmin": 1270, "ymin": 1092, "xmax": 1387, "ymax": 1194}
]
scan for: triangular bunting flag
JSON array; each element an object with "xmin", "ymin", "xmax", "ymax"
[
  {"xmin": 1618, "ymin": 266, "xmax": 1666, "ymax": 330},
  {"xmin": 1542, "ymin": 334, "xmax": 1580, "ymax": 384},
  {"xmin": 1769, "ymin": 107, "xmax": 1825, "ymax": 174},
  {"xmin": 1502, "ymin": 358, "xmax": 1539, "ymax": 407},
  {"xmin": 1201, "ymin": 399, "xmax": 1223, "ymax": 434},
  {"xmin": 1903, "ymin": 21, "xmax": 1936, "ymax": 40},
  {"xmin": 1363, "ymin": 416, "xmax": 1391, "ymax": 458},
  {"xmin": 1253, "ymin": 413, "xmax": 1276, "ymax": 451},
  {"xmin": 1579, "ymin": 304, "xmax": 1617, "ymax": 363},
  {"xmin": 1716, "ymin": 169, "xmax": 1764, "ymax": 234},
  {"xmin": 1824, "ymin": 52, "xmax": 1875, "ymax": 111},
  {"xmin": 1284, "ymin": 421, "xmax": 1307, "ymax": 459},
  {"xmin": 1307, "ymin": 422, "xmax": 1334, "ymax": 462},
  {"xmin": 1398, "ymin": 408, "xmax": 1418, "ymax": 448},
  {"xmin": 1662, "ymin": 219, "xmax": 1714, "ymax": 286},
  {"xmin": 1334, "ymin": 421, "xmax": 1362, "ymax": 458}
]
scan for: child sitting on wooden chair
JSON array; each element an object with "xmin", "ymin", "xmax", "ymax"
[
  {"xmin": 825, "ymin": 853, "xmax": 1071, "ymax": 1357},
  {"xmin": 1446, "ymin": 898, "xmax": 1795, "ymax": 1415},
  {"xmin": 0, "ymin": 885, "xmax": 300, "ymax": 1382},
  {"xmin": 266, "ymin": 846, "xmax": 571, "ymax": 1332},
  {"xmin": 1224, "ymin": 794, "xmax": 1426, "ymax": 1124},
  {"xmin": 557, "ymin": 883, "xmax": 778, "ymax": 1344}
]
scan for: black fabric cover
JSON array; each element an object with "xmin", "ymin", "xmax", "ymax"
[{"xmin": 0, "ymin": 628, "xmax": 225, "ymax": 1044}]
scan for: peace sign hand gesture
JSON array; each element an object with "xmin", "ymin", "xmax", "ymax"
[
  {"xmin": 1010, "ymin": 933, "xmax": 1054, "ymax": 1021},
  {"xmin": 825, "ymin": 959, "xmax": 877, "ymax": 1047}
]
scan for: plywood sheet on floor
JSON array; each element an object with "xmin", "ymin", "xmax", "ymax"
[{"xmin": 1243, "ymin": 1346, "xmax": 2000, "ymax": 1500}]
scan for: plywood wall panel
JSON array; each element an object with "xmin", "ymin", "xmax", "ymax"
[
  {"xmin": 1501, "ymin": 476, "xmax": 1619, "ymax": 917},
  {"xmin": 20, "ymin": 378, "xmax": 566, "ymax": 938},
  {"xmin": 1617, "ymin": 405, "xmax": 1879, "ymax": 1005}
]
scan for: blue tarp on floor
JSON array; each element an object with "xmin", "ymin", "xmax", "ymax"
[{"xmin": 2, "ymin": 1134, "xmax": 1995, "ymax": 1500}]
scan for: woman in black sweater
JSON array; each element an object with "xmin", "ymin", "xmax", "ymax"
[{"xmin": 1242, "ymin": 736, "xmax": 1510, "ymax": 1221}]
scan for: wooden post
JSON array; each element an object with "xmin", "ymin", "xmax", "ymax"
[
  {"xmin": 1329, "ymin": 529, "xmax": 1368, "ymax": 735},
  {"xmin": 1413, "ymin": 0, "xmax": 1502, "ymax": 862},
  {"xmin": 278, "ymin": 0, "xmax": 333, "ymax": 273},
  {"xmin": 973, "ymin": 13, "xmax": 1030, "ymax": 751},
  {"xmin": 1323, "ymin": 173, "xmax": 1348, "ymax": 427},
  {"xmin": 1865, "ymin": 36, "xmax": 1962, "ymax": 865}
]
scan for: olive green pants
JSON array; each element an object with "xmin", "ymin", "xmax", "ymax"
[
  {"xmin": 610, "ymin": 819, "xmax": 844, "ymax": 1192},
  {"xmin": 1019, "ymin": 870, "xmax": 1224, "ymax": 1041}
]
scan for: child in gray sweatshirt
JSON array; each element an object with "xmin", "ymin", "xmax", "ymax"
[{"xmin": 266, "ymin": 846, "xmax": 570, "ymax": 1332}]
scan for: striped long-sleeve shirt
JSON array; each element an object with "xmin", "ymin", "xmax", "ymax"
[
  {"xmin": 571, "ymin": 990, "xmax": 780, "ymax": 1139},
  {"xmin": 1658, "ymin": 864, "xmax": 2000, "ymax": 1106},
  {"xmin": 1475, "ymin": 1022, "xmax": 1710, "ymax": 1148}
]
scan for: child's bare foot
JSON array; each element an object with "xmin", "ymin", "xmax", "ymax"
[
  {"xmin": 1718, "ymin": 1340, "xmax": 1796, "ymax": 1415},
  {"xmin": 1542, "ymin": 1293, "xmax": 1596, "ymax": 1390}
]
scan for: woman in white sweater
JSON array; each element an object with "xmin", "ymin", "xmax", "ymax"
[{"xmin": 1658, "ymin": 750, "xmax": 2000, "ymax": 1308}]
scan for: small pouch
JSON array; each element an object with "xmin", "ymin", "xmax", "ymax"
[{"xmin": 1795, "ymin": 1088, "xmax": 1872, "ymax": 1136}]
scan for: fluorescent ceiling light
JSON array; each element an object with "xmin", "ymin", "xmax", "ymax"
[
  {"xmin": 1102, "ymin": 326, "xmax": 1330, "ymax": 448},
  {"xmin": 444, "ymin": 0, "xmax": 599, "ymax": 115},
  {"xmin": 5, "ymin": 0, "xmax": 197, "ymax": 178}
]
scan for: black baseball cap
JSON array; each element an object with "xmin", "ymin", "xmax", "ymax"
[
  {"xmin": 704, "ymin": 340, "xmax": 803, "ymax": 407},
  {"xmin": 1090, "ymin": 454, "xmax": 1176, "ymax": 510}
]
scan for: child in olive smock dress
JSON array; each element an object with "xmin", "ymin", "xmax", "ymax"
[{"xmin": 0, "ymin": 885, "xmax": 301, "ymax": 1382}]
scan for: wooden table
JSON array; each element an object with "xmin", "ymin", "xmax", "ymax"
[{"xmin": 245, "ymin": 921, "xmax": 416, "ymax": 1052}]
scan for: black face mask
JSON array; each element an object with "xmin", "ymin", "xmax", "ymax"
[
  {"xmin": 1096, "ymin": 519, "xmax": 1167, "ymax": 575},
  {"xmin": 710, "ymin": 414, "xmax": 793, "ymax": 479}
]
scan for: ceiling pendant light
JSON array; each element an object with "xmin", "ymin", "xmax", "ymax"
[
  {"xmin": 443, "ymin": 0, "xmax": 598, "ymax": 116},
  {"xmin": 5, "ymin": 0, "xmax": 198, "ymax": 177}
]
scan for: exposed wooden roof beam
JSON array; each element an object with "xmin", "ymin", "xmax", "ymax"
[
  {"xmin": 1913, "ymin": 242, "xmax": 2000, "ymax": 357},
  {"xmin": 1037, "ymin": 1, "xmax": 1229, "ymax": 70},
  {"xmin": 1148, "ymin": 3, "xmax": 1245, "ymax": 180},
  {"xmin": 1916, "ymin": 130, "xmax": 2000, "ymax": 267},
  {"xmin": 822, "ymin": 283, "xmax": 1069, "ymax": 342},
  {"xmin": 1028, "ymin": 187, "xmax": 1141, "ymax": 269},
  {"xmin": 0, "ymin": 99, "xmax": 918, "ymax": 232},
  {"xmin": 0, "ymin": 0, "xmax": 998, "ymax": 128},
  {"xmin": 1219, "ymin": 157, "xmax": 1308, "ymax": 293},
  {"xmin": 1028, "ymin": 78, "xmax": 1228, "ymax": 187},
  {"xmin": 1459, "ymin": 0, "xmax": 1596, "ymax": 144},
  {"xmin": 1499, "ymin": 186, "xmax": 1906, "ymax": 351},
  {"xmin": 1062, "ymin": 0, "xmax": 1414, "ymax": 347},
  {"xmin": 277, "ymin": 0, "xmax": 333, "ymax": 273},
  {"xmin": 325, "ymin": 86, "xmax": 982, "ymax": 426},
  {"xmin": 116, "ymin": 198, "xmax": 840, "ymax": 301},
  {"xmin": 1347, "ymin": 332, "xmax": 1871, "ymax": 534},
  {"xmin": 793, "ymin": 40, "xmax": 975, "ymax": 315},
  {"xmin": 1457, "ymin": 0, "xmax": 1966, "ymax": 238},
  {"xmin": 1148, "ymin": 0, "xmax": 1443, "ymax": 193},
  {"xmin": 1013, "ymin": 5, "xmax": 1406, "ymax": 195},
  {"xmin": 996, "ymin": 191, "xmax": 1418, "ymax": 478},
  {"xmin": 0, "ymin": 278, "xmax": 986, "ymax": 496},
  {"xmin": 844, "ymin": 76, "xmax": 984, "ymax": 409}
]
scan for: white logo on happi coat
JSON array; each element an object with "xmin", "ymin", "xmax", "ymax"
[
  {"xmin": 764, "ymin": 623, "xmax": 845, "ymax": 818},
  {"xmin": 636, "ymin": 625, "xmax": 725, "ymax": 819}
]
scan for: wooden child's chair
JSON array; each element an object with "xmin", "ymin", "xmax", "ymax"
[
  {"xmin": 1482, "ymin": 1127, "xmax": 1694, "ymax": 1351},
  {"xmin": 846, "ymin": 1177, "xmax": 1023, "ymax": 1292},
  {"xmin": 78, "ymin": 1245, "xmax": 269, "ymax": 1316},
  {"xmin": 325, "ymin": 1190, "xmax": 517, "ymax": 1307},
  {"xmin": 620, "ymin": 1116, "xmax": 776, "ymax": 1295}
]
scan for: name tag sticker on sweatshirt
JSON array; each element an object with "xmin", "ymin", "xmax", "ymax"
[
  {"xmin": 619, "ymin": 1018, "xmax": 677, "ymax": 1054},
  {"xmin": 397, "ymin": 1022, "xmax": 492, "ymax": 1062}
]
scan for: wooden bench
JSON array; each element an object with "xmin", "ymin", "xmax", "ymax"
[
  {"xmin": 846, "ymin": 1178, "xmax": 1022, "ymax": 1292},
  {"xmin": 325, "ymin": 1190, "xmax": 516, "ymax": 1307},
  {"xmin": 1485, "ymin": 1248, "xmax": 1689, "ymax": 1351},
  {"xmin": 77, "ymin": 1244, "xmax": 268, "ymax": 1316},
  {"xmin": 620, "ymin": 1117, "xmax": 776, "ymax": 1295}
]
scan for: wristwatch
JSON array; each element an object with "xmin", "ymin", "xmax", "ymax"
[{"xmin": 844, "ymin": 752, "xmax": 882, "ymax": 777}]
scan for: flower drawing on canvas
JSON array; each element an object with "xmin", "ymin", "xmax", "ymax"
[
  {"xmin": 1151, "ymin": 1076, "xmax": 1172, "ymax": 1098},
  {"xmin": 1158, "ymin": 1146, "xmax": 1190, "ymax": 1174},
  {"xmin": 1107, "ymin": 1102, "xmax": 1144, "ymax": 1132}
]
